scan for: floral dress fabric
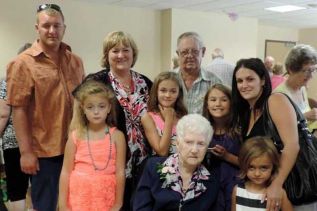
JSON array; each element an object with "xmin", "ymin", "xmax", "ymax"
[
  {"xmin": 0, "ymin": 79, "xmax": 18, "ymax": 150},
  {"xmin": 158, "ymin": 153, "xmax": 210, "ymax": 202},
  {"xmin": 108, "ymin": 70, "xmax": 150, "ymax": 177},
  {"xmin": 148, "ymin": 112, "xmax": 177, "ymax": 155},
  {"xmin": 133, "ymin": 155, "xmax": 219, "ymax": 210}
]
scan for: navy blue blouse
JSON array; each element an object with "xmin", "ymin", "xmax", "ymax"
[{"xmin": 133, "ymin": 157, "xmax": 220, "ymax": 211}]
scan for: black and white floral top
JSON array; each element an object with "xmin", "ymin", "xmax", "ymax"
[
  {"xmin": 108, "ymin": 70, "xmax": 150, "ymax": 178},
  {"xmin": 157, "ymin": 153, "xmax": 210, "ymax": 201},
  {"xmin": 0, "ymin": 79, "xmax": 18, "ymax": 150}
]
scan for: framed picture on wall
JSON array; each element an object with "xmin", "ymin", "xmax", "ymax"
[{"xmin": 265, "ymin": 40, "xmax": 296, "ymax": 64}]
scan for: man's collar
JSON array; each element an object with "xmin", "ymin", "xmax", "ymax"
[
  {"xmin": 29, "ymin": 40, "xmax": 71, "ymax": 57},
  {"xmin": 199, "ymin": 67, "xmax": 211, "ymax": 81}
]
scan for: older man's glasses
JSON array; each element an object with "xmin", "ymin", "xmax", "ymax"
[
  {"xmin": 37, "ymin": 4, "xmax": 62, "ymax": 13},
  {"xmin": 178, "ymin": 49, "xmax": 201, "ymax": 57}
]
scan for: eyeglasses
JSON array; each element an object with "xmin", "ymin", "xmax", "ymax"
[
  {"xmin": 37, "ymin": 4, "xmax": 62, "ymax": 13},
  {"xmin": 178, "ymin": 49, "xmax": 201, "ymax": 57},
  {"xmin": 302, "ymin": 67, "xmax": 317, "ymax": 75}
]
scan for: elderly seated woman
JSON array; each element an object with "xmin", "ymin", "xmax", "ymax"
[{"xmin": 133, "ymin": 114, "xmax": 219, "ymax": 210}]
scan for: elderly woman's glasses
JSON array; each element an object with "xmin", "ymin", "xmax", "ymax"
[
  {"xmin": 37, "ymin": 4, "xmax": 62, "ymax": 13},
  {"xmin": 302, "ymin": 66, "xmax": 317, "ymax": 75}
]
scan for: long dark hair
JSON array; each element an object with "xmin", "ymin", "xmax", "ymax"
[
  {"xmin": 231, "ymin": 58, "xmax": 272, "ymax": 136},
  {"xmin": 202, "ymin": 84, "xmax": 238, "ymax": 138}
]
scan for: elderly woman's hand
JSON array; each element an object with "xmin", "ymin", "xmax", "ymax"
[{"xmin": 304, "ymin": 108, "xmax": 317, "ymax": 121}]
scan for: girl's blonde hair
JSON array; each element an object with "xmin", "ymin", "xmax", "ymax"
[
  {"xmin": 70, "ymin": 80, "xmax": 117, "ymax": 137},
  {"xmin": 147, "ymin": 71, "xmax": 187, "ymax": 118},
  {"xmin": 238, "ymin": 136, "xmax": 280, "ymax": 185},
  {"xmin": 101, "ymin": 31, "xmax": 138, "ymax": 68}
]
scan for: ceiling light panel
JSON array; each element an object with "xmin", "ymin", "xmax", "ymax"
[{"xmin": 265, "ymin": 5, "xmax": 306, "ymax": 12}]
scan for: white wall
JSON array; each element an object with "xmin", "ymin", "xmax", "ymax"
[
  {"xmin": 160, "ymin": 9, "xmax": 172, "ymax": 72},
  {"xmin": 170, "ymin": 9, "xmax": 258, "ymax": 67},
  {"xmin": 0, "ymin": 1, "xmax": 161, "ymax": 79},
  {"xmin": 257, "ymin": 24, "xmax": 299, "ymax": 61},
  {"xmin": 0, "ymin": 1, "xmax": 304, "ymax": 81},
  {"xmin": 299, "ymin": 28, "xmax": 317, "ymax": 49},
  {"xmin": 299, "ymin": 28, "xmax": 317, "ymax": 99}
]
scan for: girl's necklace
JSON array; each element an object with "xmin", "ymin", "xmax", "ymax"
[{"xmin": 86, "ymin": 127, "xmax": 112, "ymax": 171}]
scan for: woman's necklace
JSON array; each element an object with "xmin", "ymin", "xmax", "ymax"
[
  {"xmin": 122, "ymin": 83, "xmax": 131, "ymax": 94},
  {"xmin": 111, "ymin": 70, "xmax": 134, "ymax": 95},
  {"xmin": 86, "ymin": 127, "xmax": 112, "ymax": 171}
]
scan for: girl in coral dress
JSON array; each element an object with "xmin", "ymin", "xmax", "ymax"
[
  {"xmin": 59, "ymin": 80, "xmax": 126, "ymax": 211},
  {"xmin": 141, "ymin": 72, "xmax": 187, "ymax": 156}
]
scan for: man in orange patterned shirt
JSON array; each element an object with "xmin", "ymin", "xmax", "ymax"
[{"xmin": 6, "ymin": 4, "xmax": 84, "ymax": 211}]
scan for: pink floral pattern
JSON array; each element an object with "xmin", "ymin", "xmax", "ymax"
[
  {"xmin": 157, "ymin": 154, "xmax": 210, "ymax": 202},
  {"xmin": 109, "ymin": 70, "xmax": 150, "ymax": 177}
]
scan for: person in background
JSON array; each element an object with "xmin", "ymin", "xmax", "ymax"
[
  {"xmin": 232, "ymin": 136, "xmax": 293, "ymax": 211},
  {"xmin": 6, "ymin": 4, "xmax": 85, "ymax": 210},
  {"xmin": 0, "ymin": 43, "xmax": 31, "ymax": 211},
  {"xmin": 141, "ymin": 72, "xmax": 187, "ymax": 156},
  {"xmin": 264, "ymin": 56, "xmax": 275, "ymax": 77},
  {"xmin": 171, "ymin": 54, "xmax": 179, "ymax": 70},
  {"xmin": 81, "ymin": 31, "xmax": 152, "ymax": 210},
  {"xmin": 271, "ymin": 62, "xmax": 285, "ymax": 90},
  {"xmin": 231, "ymin": 58, "xmax": 299, "ymax": 210},
  {"xmin": 175, "ymin": 32, "xmax": 221, "ymax": 114},
  {"xmin": 202, "ymin": 84, "xmax": 240, "ymax": 211},
  {"xmin": 274, "ymin": 44, "xmax": 317, "ymax": 135},
  {"xmin": 59, "ymin": 80, "xmax": 126, "ymax": 211},
  {"xmin": 0, "ymin": 78, "xmax": 9, "ymax": 211},
  {"xmin": 205, "ymin": 48, "xmax": 235, "ymax": 87},
  {"xmin": 133, "ymin": 114, "xmax": 219, "ymax": 210}
]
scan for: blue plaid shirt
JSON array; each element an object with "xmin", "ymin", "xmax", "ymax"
[{"xmin": 177, "ymin": 67, "xmax": 222, "ymax": 114}]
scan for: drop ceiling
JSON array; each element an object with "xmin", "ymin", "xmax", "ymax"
[{"xmin": 75, "ymin": 0, "xmax": 317, "ymax": 28}]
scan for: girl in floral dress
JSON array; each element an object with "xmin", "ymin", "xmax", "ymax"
[{"xmin": 58, "ymin": 80, "xmax": 126, "ymax": 211}]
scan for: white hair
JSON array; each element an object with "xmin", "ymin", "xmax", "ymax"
[
  {"xmin": 176, "ymin": 114, "xmax": 213, "ymax": 144},
  {"xmin": 212, "ymin": 48, "xmax": 224, "ymax": 59},
  {"xmin": 177, "ymin": 32, "xmax": 205, "ymax": 50}
]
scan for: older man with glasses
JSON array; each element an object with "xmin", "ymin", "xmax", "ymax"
[
  {"xmin": 175, "ymin": 32, "xmax": 222, "ymax": 114},
  {"xmin": 6, "ymin": 4, "xmax": 85, "ymax": 211}
]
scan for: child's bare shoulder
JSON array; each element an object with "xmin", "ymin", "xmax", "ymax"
[{"xmin": 112, "ymin": 128, "xmax": 125, "ymax": 142}]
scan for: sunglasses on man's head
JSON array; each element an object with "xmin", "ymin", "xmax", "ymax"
[{"xmin": 37, "ymin": 4, "xmax": 62, "ymax": 13}]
